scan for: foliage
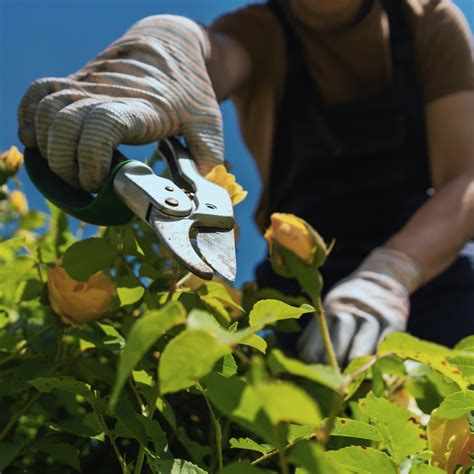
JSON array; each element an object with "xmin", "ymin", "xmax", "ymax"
[{"xmin": 0, "ymin": 154, "xmax": 473, "ymax": 473}]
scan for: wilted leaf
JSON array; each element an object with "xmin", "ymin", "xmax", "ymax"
[
  {"xmin": 111, "ymin": 301, "xmax": 186, "ymax": 406},
  {"xmin": 437, "ymin": 390, "xmax": 474, "ymax": 419},
  {"xmin": 62, "ymin": 237, "xmax": 116, "ymax": 280},
  {"xmin": 249, "ymin": 300, "xmax": 314, "ymax": 327},
  {"xmin": 326, "ymin": 446, "xmax": 397, "ymax": 473},
  {"xmin": 268, "ymin": 349, "xmax": 343, "ymax": 391},
  {"xmin": 159, "ymin": 330, "xmax": 230, "ymax": 394},
  {"xmin": 378, "ymin": 333, "xmax": 468, "ymax": 389},
  {"xmin": 359, "ymin": 393, "xmax": 426, "ymax": 463}
]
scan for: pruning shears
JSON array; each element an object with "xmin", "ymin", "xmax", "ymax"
[{"xmin": 24, "ymin": 138, "xmax": 237, "ymax": 281}]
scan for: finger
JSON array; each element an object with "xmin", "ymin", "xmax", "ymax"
[
  {"xmin": 47, "ymin": 97, "xmax": 104, "ymax": 188},
  {"xmin": 78, "ymin": 99, "xmax": 167, "ymax": 192},
  {"xmin": 347, "ymin": 313, "xmax": 380, "ymax": 361},
  {"xmin": 330, "ymin": 311, "xmax": 358, "ymax": 365},
  {"xmin": 34, "ymin": 89, "xmax": 90, "ymax": 158},
  {"xmin": 182, "ymin": 105, "xmax": 224, "ymax": 175},
  {"xmin": 18, "ymin": 77, "xmax": 73, "ymax": 147},
  {"xmin": 297, "ymin": 318, "xmax": 325, "ymax": 363}
]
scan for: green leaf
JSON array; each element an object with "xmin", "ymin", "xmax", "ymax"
[
  {"xmin": 343, "ymin": 356, "xmax": 376, "ymax": 400},
  {"xmin": 138, "ymin": 415, "xmax": 167, "ymax": 455},
  {"xmin": 359, "ymin": 393, "xmax": 426, "ymax": 463},
  {"xmin": 111, "ymin": 301, "xmax": 186, "ymax": 406},
  {"xmin": 197, "ymin": 281, "xmax": 243, "ymax": 313},
  {"xmin": 257, "ymin": 380, "xmax": 322, "ymax": 427},
  {"xmin": 331, "ymin": 418, "xmax": 382, "ymax": 442},
  {"xmin": 149, "ymin": 459, "xmax": 207, "ymax": 474},
  {"xmin": 268, "ymin": 349, "xmax": 343, "ymax": 391},
  {"xmin": 117, "ymin": 285, "xmax": 145, "ymax": 306},
  {"xmin": 378, "ymin": 333, "xmax": 468, "ymax": 389},
  {"xmin": 436, "ymin": 390, "xmax": 474, "ymax": 419},
  {"xmin": 326, "ymin": 446, "xmax": 397, "ymax": 473},
  {"xmin": 62, "ymin": 237, "xmax": 116, "ymax": 280},
  {"xmin": 248, "ymin": 300, "xmax": 314, "ymax": 327},
  {"xmin": 409, "ymin": 465, "xmax": 445, "ymax": 474},
  {"xmin": 455, "ymin": 336, "xmax": 474, "ymax": 352},
  {"xmin": 20, "ymin": 210, "xmax": 47, "ymax": 230},
  {"xmin": 240, "ymin": 333, "xmax": 267, "ymax": 354},
  {"xmin": 35, "ymin": 440, "xmax": 80, "ymax": 470},
  {"xmin": 159, "ymin": 330, "xmax": 230, "ymax": 394},
  {"xmin": 229, "ymin": 437, "xmax": 272, "ymax": 454},
  {"xmin": 215, "ymin": 354, "xmax": 238, "ymax": 377},
  {"xmin": 221, "ymin": 461, "xmax": 268, "ymax": 474},
  {"xmin": 28, "ymin": 376, "xmax": 92, "ymax": 401},
  {"xmin": 0, "ymin": 441, "xmax": 22, "ymax": 470},
  {"xmin": 290, "ymin": 441, "xmax": 342, "ymax": 474}
]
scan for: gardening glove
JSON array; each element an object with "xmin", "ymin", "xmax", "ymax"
[
  {"xmin": 18, "ymin": 15, "xmax": 223, "ymax": 192},
  {"xmin": 297, "ymin": 248, "xmax": 422, "ymax": 364}
]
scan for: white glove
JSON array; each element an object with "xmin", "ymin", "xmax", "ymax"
[
  {"xmin": 18, "ymin": 15, "xmax": 223, "ymax": 192},
  {"xmin": 297, "ymin": 248, "xmax": 422, "ymax": 364}
]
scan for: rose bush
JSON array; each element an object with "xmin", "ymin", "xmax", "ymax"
[{"xmin": 0, "ymin": 148, "xmax": 473, "ymax": 474}]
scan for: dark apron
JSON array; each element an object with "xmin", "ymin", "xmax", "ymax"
[{"xmin": 256, "ymin": 0, "xmax": 474, "ymax": 349}]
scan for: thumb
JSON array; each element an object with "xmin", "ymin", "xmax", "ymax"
[{"xmin": 182, "ymin": 110, "xmax": 224, "ymax": 176}]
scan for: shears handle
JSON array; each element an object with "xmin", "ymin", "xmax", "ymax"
[{"xmin": 24, "ymin": 147, "xmax": 135, "ymax": 226}]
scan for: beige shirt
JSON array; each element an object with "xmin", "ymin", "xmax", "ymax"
[{"xmin": 211, "ymin": 0, "xmax": 474, "ymax": 228}]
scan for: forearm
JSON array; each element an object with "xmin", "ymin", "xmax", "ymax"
[{"xmin": 385, "ymin": 174, "xmax": 474, "ymax": 287}]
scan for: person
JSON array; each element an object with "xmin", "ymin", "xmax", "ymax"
[{"xmin": 17, "ymin": 0, "xmax": 474, "ymax": 364}]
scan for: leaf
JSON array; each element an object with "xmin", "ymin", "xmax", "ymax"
[
  {"xmin": 221, "ymin": 461, "xmax": 268, "ymax": 474},
  {"xmin": 111, "ymin": 301, "xmax": 186, "ymax": 407},
  {"xmin": 437, "ymin": 390, "xmax": 474, "ymax": 419},
  {"xmin": 138, "ymin": 415, "xmax": 167, "ymax": 455},
  {"xmin": 197, "ymin": 281, "xmax": 243, "ymax": 313},
  {"xmin": 35, "ymin": 440, "xmax": 80, "ymax": 470},
  {"xmin": 240, "ymin": 333, "xmax": 267, "ymax": 354},
  {"xmin": 28, "ymin": 376, "xmax": 92, "ymax": 401},
  {"xmin": 229, "ymin": 437, "xmax": 272, "ymax": 454},
  {"xmin": 215, "ymin": 354, "xmax": 238, "ymax": 377},
  {"xmin": 378, "ymin": 333, "xmax": 468, "ymax": 390},
  {"xmin": 290, "ymin": 441, "xmax": 342, "ymax": 474},
  {"xmin": 343, "ymin": 355, "xmax": 375, "ymax": 399},
  {"xmin": 62, "ymin": 237, "xmax": 116, "ymax": 280},
  {"xmin": 409, "ymin": 465, "xmax": 445, "ymax": 473},
  {"xmin": 149, "ymin": 458, "xmax": 207, "ymax": 474},
  {"xmin": 256, "ymin": 380, "xmax": 322, "ymax": 427},
  {"xmin": 268, "ymin": 349, "xmax": 343, "ymax": 391},
  {"xmin": 159, "ymin": 330, "xmax": 230, "ymax": 394},
  {"xmin": 0, "ymin": 441, "xmax": 22, "ymax": 470},
  {"xmin": 359, "ymin": 393, "xmax": 427, "ymax": 463},
  {"xmin": 326, "ymin": 446, "xmax": 397, "ymax": 473},
  {"xmin": 331, "ymin": 418, "xmax": 382, "ymax": 442},
  {"xmin": 117, "ymin": 285, "xmax": 145, "ymax": 306},
  {"xmin": 248, "ymin": 300, "xmax": 314, "ymax": 327}
]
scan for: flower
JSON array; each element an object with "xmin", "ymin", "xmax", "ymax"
[
  {"xmin": 9, "ymin": 190, "xmax": 28, "ymax": 214},
  {"xmin": 0, "ymin": 146, "xmax": 23, "ymax": 177},
  {"xmin": 428, "ymin": 412, "xmax": 474, "ymax": 473},
  {"xmin": 47, "ymin": 264, "xmax": 118, "ymax": 326},
  {"xmin": 205, "ymin": 164, "xmax": 247, "ymax": 206}
]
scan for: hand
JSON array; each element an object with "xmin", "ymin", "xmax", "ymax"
[
  {"xmin": 297, "ymin": 248, "xmax": 422, "ymax": 364},
  {"xmin": 18, "ymin": 15, "xmax": 223, "ymax": 192}
]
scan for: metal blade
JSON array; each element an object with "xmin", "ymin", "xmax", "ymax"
[
  {"xmin": 196, "ymin": 228, "xmax": 237, "ymax": 282},
  {"xmin": 149, "ymin": 208, "xmax": 214, "ymax": 280}
]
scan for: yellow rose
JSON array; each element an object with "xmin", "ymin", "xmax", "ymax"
[
  {"xmin": 264, "ymin": 213, "xmax": 317, "ymax": 264},
  {"xmin": 205, "ymin": 165, "xmax": 247, "ymax": 206},
  {"xmin": 1, "ymin": 146, "xmax": 24, "ymax": 177},
  {"xmin": 47, "ymin": 264, "xmax": 118, "ymax": 326},
  {"xmin": 9, "ymin": 190, "xmax": 28, "ymax": 215},
  {"xmin": 428, "ymin": 412, "xmax": 474, "ymax": 473}
]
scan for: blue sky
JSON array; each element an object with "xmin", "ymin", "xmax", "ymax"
[{"xmin": 0, "ymin": 0, "xmax": 472, "ymax": 285}]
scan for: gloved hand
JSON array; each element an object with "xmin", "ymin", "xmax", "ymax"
[
  {"xmin": 18, "ymin": 15, "xmax": 223, "ymax": 192},
  {"xmin": 297, "ymin": 248, "xmax": 422, "ymax": 364}
]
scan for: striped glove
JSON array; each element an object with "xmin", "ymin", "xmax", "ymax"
[
  {"xmin": 297, "ymin": 248, "xmax": 422, "ymax": 364},
  {"xmin": 18, "ymin": 15, "xmax": 223, "ymax": 192}
]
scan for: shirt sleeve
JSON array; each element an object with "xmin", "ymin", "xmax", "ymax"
[{"xmin": 414, "ymin": 0, "xmax": 474, "ymax": 103}]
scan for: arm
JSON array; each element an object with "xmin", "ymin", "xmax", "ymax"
[{"xmin": 385, "ymin": 91, "xmax": 474, "ymax": 285}]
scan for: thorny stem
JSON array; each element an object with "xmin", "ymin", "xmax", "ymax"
[
  {"xmin": 134, "ymin": 382, "xmax": 160, "ymax": 474},
  {"xmin": 202, "ymin": 389, "xmax": 223, "ymax": 473},
  {"xmin": 313, "ymin": 297, "xmax": 340, "ymax": 374},
  {"xmin": 97, "ymin": 412, "xmax": 129, "ymax": 474},
  {"xmin": 0, "ymin": 391, "xmax": 42, "ymax": 441}
]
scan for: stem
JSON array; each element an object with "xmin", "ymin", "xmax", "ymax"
[
  {"xmin": 0, "ymin": 391, "xmax": 41, "ymax": 440},
  {"xmin": 166, "ymin": 263, "xmax": 180, "ymax": 303},
  {"xmin": 202, "ymin": 389, "xmax": 223, "ymax": 473},
  {"xmin": 134, "ymin": 382, "xmax": 160, "ymax": 474},
  {"xmin": 313, "ymin": 297, "xmax": 340, "ymax": 374},
  {"xmin": 176, "ymin": 272, "xmax": 193, "ymax": 289},
  {"xmin": 278, "ymin": 445, "xmax": 290, "ymax": 474},
  {"xmin": 317, "ymin": 393, "xmax": 343, "ymax": 446},
  {"xmin": 97, "ymin": 413, "xmax": 129, "ymax": 474},
  {"xmin": 251, "ymin": 434, "xmax": 315, "ymax": 466}
]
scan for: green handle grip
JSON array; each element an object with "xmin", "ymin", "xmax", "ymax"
[{"xmin": 24, "ymin": 147, "xmax": 135, "ymax": 226}]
